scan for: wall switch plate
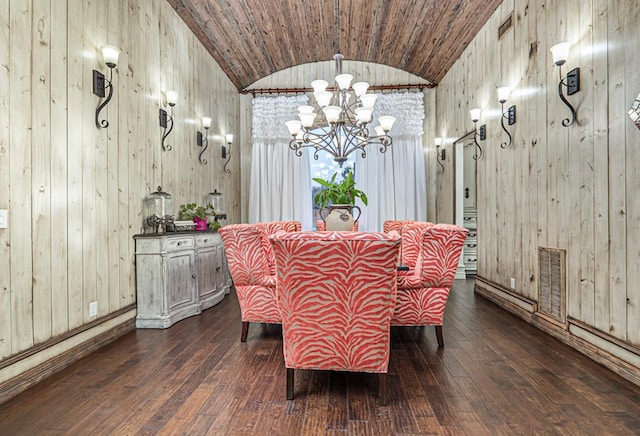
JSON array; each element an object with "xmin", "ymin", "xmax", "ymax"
[
  {"xmin": 0, "ymin": 210, "xmax": 7, "ymax": 229},
  {"xmin": 510, "ymin": 277, "xmax": 516, "ymax": 290},
  {"xmin": 89, "ymin": 301, "xmax": 98, "ymax": 317}
]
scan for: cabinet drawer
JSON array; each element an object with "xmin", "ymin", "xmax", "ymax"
[
  {"xmin": 166, "ymin": 237, "xmax": 194, "ymax": 251},
  {"xmin": 195, "ymin": 233, "xmax": 221, "ymax": 248},
  {"xmin": 463, "ymin": 217, "xmax": 476, "ymax": 228},
  {"xmin": 464, "ymin": 257, "xmax": 478, "ymax": 270},
  {"xmin": 464, "ymin": 250, "xmax": 477, "ymax": 260}
]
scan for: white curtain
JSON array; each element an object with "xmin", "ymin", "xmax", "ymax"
[
  {"xmin": 355, "ymin": 92, "xmax": 426, "ymax": 231},
  {"xmin": 249, "ymin": 95, "xmax": 314, "ymax": 230}
]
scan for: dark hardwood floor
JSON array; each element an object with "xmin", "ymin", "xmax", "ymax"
[{"xmin": 1, "ymin": 279, "xmax": 640, "ymax": 435}]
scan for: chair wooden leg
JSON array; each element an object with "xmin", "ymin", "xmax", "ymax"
[
  {"xmin": 378, "ymin": 373, "xmax": 388, "ymax": 406},
  {"xmin": 286, "ymin": 368, "xmax": 294, "ymax": 400},
  {"xmin": 435, "ymin": 325, "xmax": 444, "ymax": 347},
  {"xmin": 240, "ymin": 322, "xmax": 249, "ymax": 342}
]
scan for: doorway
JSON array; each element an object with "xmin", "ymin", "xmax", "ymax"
[{"xmin": 454, "ymin": 136, "xmax": 478, "ymax": 277}]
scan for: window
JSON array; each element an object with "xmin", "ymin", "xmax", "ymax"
[{"xmin": 310, "ymin": 153, "xmax": 356, "ymax": 228}]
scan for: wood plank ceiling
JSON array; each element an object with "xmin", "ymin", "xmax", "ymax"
[{"xmin": 167, "ymin": 0, "xmax": 502, "ymax": 90}]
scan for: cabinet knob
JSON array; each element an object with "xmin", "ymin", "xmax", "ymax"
[
  {"xmin": 177, "ymin": 241, "xmax": 182, "ymax": 246},
  {"xmin": 203, "ymin": 239, "xmax": 208, "ymax": 243},
  {"xmin": 192, "ymin": 274, "xmax": 196, "ymax": 279},
  {"xmin": 216, "ymin": 266, "xmax": 221, "ymax": 272}
]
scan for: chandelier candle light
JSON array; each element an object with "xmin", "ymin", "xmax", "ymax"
[{"xmin": 285, "ymin": 54, "xmax": 396, "ymax": 166}]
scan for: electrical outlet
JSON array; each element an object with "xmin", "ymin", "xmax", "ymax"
[
  {"xmin": 510, "ymin": 278, "xmax": 516, "ymax": 290},
  {"xmin": 89, "ymin": 301, "xmax": 98, "ymax": 317}
]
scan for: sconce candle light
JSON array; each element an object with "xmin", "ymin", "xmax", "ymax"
[
  {"xmin": 197, "ymin": 116, "xmax": 211, "ymax": 164},
  {"xmin": 93, "ymin": 45, "xmax": 120, "ymax": 128},
  {"xmin": 435, "ymin": 137, "xmax": 445, "ymax": 174},
  {"xmin": 469, "ymin": 108, "xmax": 486, "ymax": 160},
  {"xmin": 497, "ymin": 86, "xmax": 515, "ymax": 149},
  {"xmin": 160, "ymin": 90, "xmax": 177, "ymax": 151},
  {"xmin": 550, "ymin": 41, "xmax": 580, "ymax": 127},
  {"xmin": 223, "ymin": 133, "xmax": 233, "ymax": 174}
]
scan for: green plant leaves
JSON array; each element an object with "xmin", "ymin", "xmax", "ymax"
[{"xmin": 312, "ymin": 170, "xmax": 367, "ymax": 208}]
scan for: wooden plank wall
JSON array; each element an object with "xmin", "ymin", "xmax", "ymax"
[
  {"xmin": 436, "ymin": 0, "xmax": 640, "ymax": 349},
  {"xmin": 0, "ymin": 0, "xmax": 239, "ymax": 371},
  {"xmin": 239, "ymin": 62, "xmax": 437, "ymax": 223}
]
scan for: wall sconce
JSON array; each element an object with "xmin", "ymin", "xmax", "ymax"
[
  {"xmin": 197, "ymin": 116, "xmax": 211, "ymax": 164},
  {"xmin": 223, "ymin": 134, "xmax": 233, "ymax": 174},
  {"xmin": 159, "ymin": 90, "xmax": 177, "ymax": 151},
  {"xmin": 550, "ymin": 41, "xmax": 580, "ymax": 127},
  {"xmin": 497, "ymin": 86, "xmax": 515, "ymax": 149},
  {"xmin": 435, "ymin": 137, "xmax": 445, "ymax": 174},
  {"xmin": 469, "ymin": 108, "xmax": 486, "ymax": 160},
  {"xmin": 93, "ymin": 45, "xmax": 120, "ymax": 129}
]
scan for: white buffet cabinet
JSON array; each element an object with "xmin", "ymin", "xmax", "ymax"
[{"xmin": 134, "ymin": 231, "xmax": 231, "ymax": 328}]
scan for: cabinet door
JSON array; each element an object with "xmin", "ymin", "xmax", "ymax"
[
  {"xmin": 215, "ymin": 244, "xmax": 226, "ymax": 291},
  {"xmin": 166, "ymin": 250, "xmax": 197, "ymax": 312},
  {"xmin": 197, "ymin": 246, "xmax": 218, "ymax": 299}
]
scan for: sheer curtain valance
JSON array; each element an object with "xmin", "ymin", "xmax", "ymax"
[
  {"xmin": 355, "ymin": 92, "xmax": 427, "ymax": 231},
  {"xmin": 249, "ymin": 95, "xmax": 313, "ymax": 229}
]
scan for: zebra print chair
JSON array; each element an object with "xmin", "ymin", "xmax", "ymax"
[
  {"xmin": 383, "ymin": 221, "xmax": 468, "ymax": 347},
  {"xmin": 270, "ymin": 230, "xmax": 401, "ymax": 405},
  {"xmin": 219, "ymin": 221, "xmax": 301, "ymax": 342}
]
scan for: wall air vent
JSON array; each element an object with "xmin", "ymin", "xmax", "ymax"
[
  {"xmin": 498, "ymin": 13, "xmax": 513, "ymax": 40},
  {"xmin": 538, "ymin": 247, "xmax": 566, "ymax": 324}
]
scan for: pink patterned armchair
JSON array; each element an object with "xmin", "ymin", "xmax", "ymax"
[
  {"xmin": 270, "ymin": 231, "xmax": 401, "ymax": 405},
  {"xmin": 383, "ymin": 220, "xmax": 433, "ymax": 273},
  {"xmin": 384, "ymin": 221, "xmax": 468, "ymax": 347},
  {"xmin": 219, "ymin": 221, "xmax": 301, "ymax": 342}
]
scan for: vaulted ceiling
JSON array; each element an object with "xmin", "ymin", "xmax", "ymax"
[{"xmin": 168, "ymin": 0, "xmax": 502, "ymax": 90}]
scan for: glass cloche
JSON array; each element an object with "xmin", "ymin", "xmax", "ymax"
[
  {"xmin": 144, "ymin": 186, "xmax": 174, "ymax": 233},
  {"xmin": 204, "ymin": 190, "xmax": 226, "ymax": 217}
]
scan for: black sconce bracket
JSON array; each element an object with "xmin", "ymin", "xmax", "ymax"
[
  {"xmin": 566, "ymin": 67, "xmax": 580, "ymax": 95},
  {"xmin": 558, "ymin": 67, "xmax": 580, "ymax": 127},
  {"xmin": 93, "ymin": 69, "xmax": 114, "ymax": 128},
  {"xmin": 473, "ymin": 124, "xmax": 486, "ymax": 160},
  {"xmin": 479, "ymin": 124, "xmax": 486, "ymax": 140},
  {"xmin": 500, "ymin": 103, "xmax": 515, "ymax": 149},
  {"xmin": 197, "ymin": 131, "xmax": 208, "ymax": 164},
  {"xmin": 506, "ymin": 105, "xmax": 516, "ymax": 125},
  {"xmin": 222, "ymin": 145, "xmax": 231, "ymax": 174},
  {"xmin": 160, "ymin": 108, "xmax": 174, "ymax": 151}
]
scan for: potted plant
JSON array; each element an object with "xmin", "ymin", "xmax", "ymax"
[
  {"xmin": 312, "ymin": 171, "xmax": 367, "ymax": 231},
  {"xmin": 178, "ymin": 203, "xmax": 216, "ymax": 231}
]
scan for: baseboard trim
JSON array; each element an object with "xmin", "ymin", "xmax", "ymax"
[
  {"xmin": 0, "ymin": 308, "xmax": 136, "ymax": 405},
  {"xmin": 474, "ymin": 276, "xmax": 640, "ymax": 387},
  {"xmin": 474, "ymin": 276, "xmax": 537, "ymax": 313}
]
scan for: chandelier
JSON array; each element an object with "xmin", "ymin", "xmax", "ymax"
[{"xmin": 285, "ymin": 54, "xmax": 396, "ymax": 166}]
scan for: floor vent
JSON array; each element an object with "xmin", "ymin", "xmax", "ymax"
[{"xmin": 538, "ymin": 247, "xmax": 566, "ymax": 324}]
